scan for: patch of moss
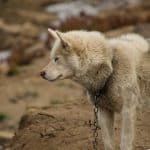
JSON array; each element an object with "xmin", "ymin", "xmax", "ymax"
[
  {"xmin": 50, "ymin": 99, "xmax": 64, "ymax": 105},
  {"xmin": 0, "ymin": 113, "xmax": 9, "ymax": 122},
  {"xmin": 7, "ymin": 66, "xmax": 20, "ymax": 76}
]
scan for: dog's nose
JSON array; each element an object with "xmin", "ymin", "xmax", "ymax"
[{"xmin": 40, "ymin": 71, "xmax": 46, "ymax": 77}]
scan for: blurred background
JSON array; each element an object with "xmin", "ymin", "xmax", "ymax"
[{"xmin": 0, "ymin": 0, "xmax": 150, "ymax": 150}]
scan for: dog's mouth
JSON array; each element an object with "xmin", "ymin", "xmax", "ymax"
[{"xmin": 45, "ymin": 74, "xmax": 63, "ymax": 82}]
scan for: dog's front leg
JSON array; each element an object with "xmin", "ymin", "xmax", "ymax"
[
  {"xmin": 98, "ymin": 108, "xmax": 115, "ymax": 150},
  {"xmin": 120, "ymin": 91, "xmax": 137, "ymax": 150}
]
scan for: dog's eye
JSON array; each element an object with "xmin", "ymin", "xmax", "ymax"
[{"xmin": 54, "ymin": 57, "xmax": 59, "ymax": 62}]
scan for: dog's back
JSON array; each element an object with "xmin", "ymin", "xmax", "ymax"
[
  {"xmin": 119, "ymin": 33, "xmax": 149, "ymax": 53},
  {"xmin": 121, "ymin": 34, "xmax": 150, "ymax": 104},
  {"xmin": 109, "ymin": 34, "xmax": 150, "ymax": 106},
  {"xmin": 137, "ymin": 48, "xmax": 150, "ymax": 106}
]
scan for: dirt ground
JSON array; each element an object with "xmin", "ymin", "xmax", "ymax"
[
  {"xmin": 0, "ymin": 53, "xmax": 149, "ymax": 150},
  {"xmin": 11, "ymin": 101, "xmax": 150, "ymax": 150},
  {"xmin": 0, "ymin": 0, "xmax": 149, "ymax": 149}
]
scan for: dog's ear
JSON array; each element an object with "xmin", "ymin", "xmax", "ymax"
[
  {"xmin": 55, "ymin": 31, "xmax": 69, "ymax": 49},
  {"xmin": 48, "ymin": 28, "xmax": 70, "ymax": 53},
  {"xmin": 48, "ymin": 28, "xmax": 58, "ymax": 40}
]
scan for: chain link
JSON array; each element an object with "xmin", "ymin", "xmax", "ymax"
[
  {"xmin": 88, "ymin": 94, "xmax": 100, "ymax": 150},
  {"xmin": 92, "ymin": 105, "xmax": 99, "ymax": 150}
]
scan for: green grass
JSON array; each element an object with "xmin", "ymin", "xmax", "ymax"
[
  {"xmin": 24, "ymin": 91, "xmax": 39, "ymax": 98},
  {"xmin": 7, "ymin": 66, "xmax": 20, "ymax": 76},
  {"xmin": 56, "ymin": 82, "xmax": 66, "ymax": 87},
  {"xmin": 50, "ymin": 99, "xmax": 64, "ymax": 105},
  {"xmin": 0, "ymin": 113, "xmax": 9, "ymax": 122},
  {"xmin": 56, "ymin": 82, "xmax": 75, "ymax": 88}
]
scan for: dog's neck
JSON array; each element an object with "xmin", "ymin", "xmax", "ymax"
[
  {"xmin": 87, "ymin": 79, "xmax": 108, "ymax": 106},
  {"xmin": 73, "ymin": 70, "xmax": 109, "ymax": 106}
]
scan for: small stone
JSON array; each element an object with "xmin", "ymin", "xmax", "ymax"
[{"xmin": 0, "ymin": 145, "xmax": 3, "ymax": 150}]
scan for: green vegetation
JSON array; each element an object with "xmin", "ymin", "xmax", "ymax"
[
  {"xmin": 24, "ymin": 90, "xmax": 39, "ymax": 98},
  {"xmin": 50, "ymin": 98, "xmax": 64, "ymax": 105},
  {"xmin": 56, "ymin": 81, "xmax": 75, "ymax": 88},
  {"xmin": 0, "ymin": 113, "xmax": 9, "ymax": 122},
  {"xmin": 7, "ymin": 66, "xmax": 20, "ymax": 76},
  {"xmin": 56, "ymin": 82, "xmax": 66, "ymax": 87}
]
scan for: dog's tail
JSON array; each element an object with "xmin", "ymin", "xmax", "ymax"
[
  {"xmin": 146, "ymin": 38, "xmax": 150, "ymax": 53},
  {"xmin": 147, "ymin": 38, "xmax": 150, "ymax": 45},
  {"xmin": 120, "ymin": 33, "xmax": 149, "ymax": 53}
]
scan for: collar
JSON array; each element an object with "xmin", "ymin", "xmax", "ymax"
[{"xmin": 88, "ymin": 86, "xmax": 106, "ymax": 106}]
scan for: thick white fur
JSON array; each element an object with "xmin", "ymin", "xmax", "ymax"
[
  {"xmin": 42, "ymin": 30, "xmax": 150, "ymax": 150},
  {"xmin": 120, "ymin": 33, "xmax": 149, "ymax": 52}
]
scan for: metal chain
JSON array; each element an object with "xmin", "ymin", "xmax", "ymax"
[
  {"xmin": 88, "ymin": 94, "xmax": 100, "ymax": 150},
  {"xmin": 92, "ymin": 105, "xmax": 99, "ymax": 150}
]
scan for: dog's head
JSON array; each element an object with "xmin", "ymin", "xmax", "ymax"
[
  {"xmin": 40, "ymin": 29, "xmax": 80, "ymax": 82},
  {"xmin": 40, "ymin": 29, "xmax": 113, "ymax": 90}
]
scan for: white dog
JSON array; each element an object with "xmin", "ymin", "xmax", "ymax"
[{"xmin": 41, "ymin": 29, "xmax": 150, "ymax": 150}]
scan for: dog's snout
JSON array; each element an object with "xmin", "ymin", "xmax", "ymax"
[{"xmin": 40, "ymin": 71, "xmax": 46, "ymax": 77}]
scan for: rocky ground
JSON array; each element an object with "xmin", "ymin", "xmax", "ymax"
[
  {"xmin": 11, "ymin": 100, "xmax": 150, "ymax": 150},
  {"xmin": 0, "ymin": 0, "xmax": 150, "ymax": 149},
  {"xmin": 0, "ymin": 53, "xmax": 150, "ymax": 150}
]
